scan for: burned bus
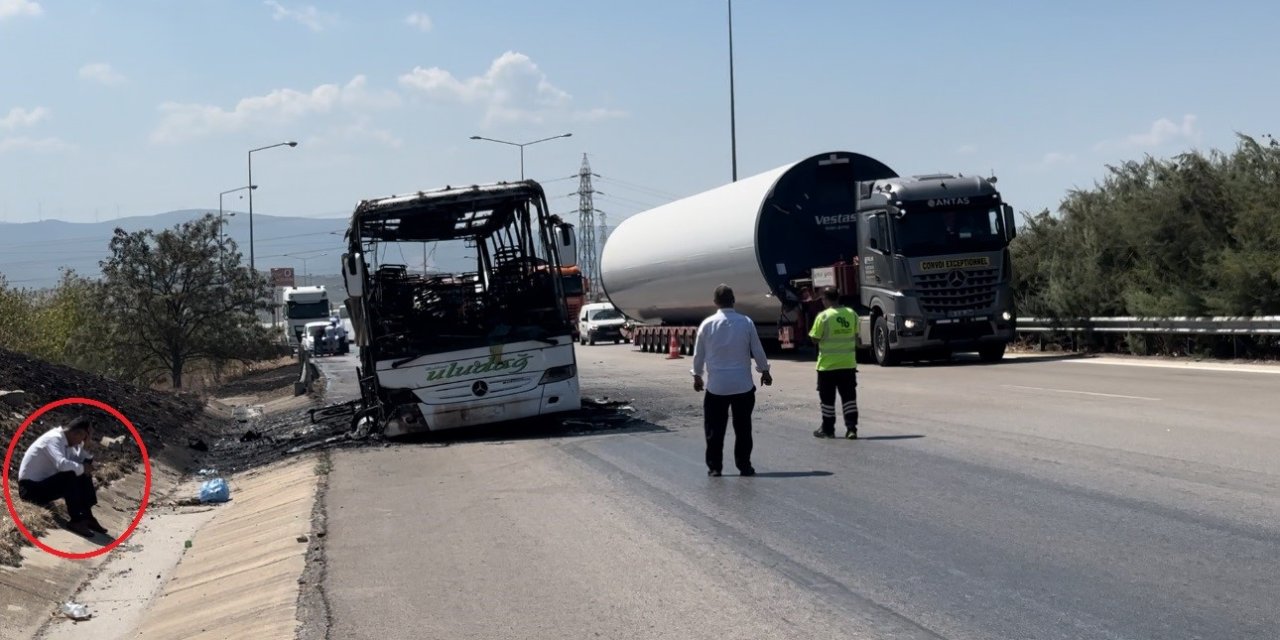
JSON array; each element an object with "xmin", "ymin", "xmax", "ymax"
[{"xmin": 341, "ymin": 181, "xmax": 581, "ymax": 437}]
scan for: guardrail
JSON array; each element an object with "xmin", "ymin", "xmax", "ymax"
[{"xmin": 1016, "ymin": 316, "xmax": 1280, "ymax": 336}]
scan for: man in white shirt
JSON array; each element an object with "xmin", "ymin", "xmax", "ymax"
[
  {"xmin": 17, "ymin": 414, "xmax": 107, "ymax": 538},
  {"xmin": 691, "ymin": 284, "xmax": 772, "ymax": 477}
]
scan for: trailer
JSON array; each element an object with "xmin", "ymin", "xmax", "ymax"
[{"xmin": 601, "ymin": 151, "xmax": 1019, "ymax": 365}]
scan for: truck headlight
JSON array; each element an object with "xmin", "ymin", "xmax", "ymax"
[
  {"xmin": 539, "ymin": 364, "xmax": 576, "ymax": 385},
  {"xmin": 902, "ymin": 317, "xmax": 922, "ymax": 329},
  {"xmin": 1001, "ymin": 311, "xmax": 1012, "ymax": 321}
]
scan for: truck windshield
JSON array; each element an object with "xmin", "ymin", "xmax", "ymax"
[
  {"xmin": 561, "ymin": 275, "xmax": 584, "ymax": 296},
  {"xmin": 591, "ymin": 309, "xmax": 621, "ymax": 321},
  {"xmin": 287, "ymin": 301, "xmax": 330, "ymax": 319},
  {"xmin": 892, "ymin": 207, "xmax": 1006, "ymax": 257}
]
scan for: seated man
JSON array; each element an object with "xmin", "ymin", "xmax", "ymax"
[{"xmin": 17, "ymin": 414, "xmax": 107, "ymax": 538}]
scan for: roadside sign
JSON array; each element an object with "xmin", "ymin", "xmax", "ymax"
[{"xmin": 271, "ymin": 267, "xmax": 295, "ymax": 287}]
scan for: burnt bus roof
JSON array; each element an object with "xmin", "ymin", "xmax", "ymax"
[
  {"xmin": 859, "ymin": 174, "xmax": 1001, "ymax": 209},
  {"xmin": 349, "ymin": 180, "xmax": 549, "ymax": 242}
]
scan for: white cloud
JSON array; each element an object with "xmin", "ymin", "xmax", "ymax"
[
  {"xmin": 79, "ymin": 62, "xmax": 126, "ymax": 86},
  {"xmin": 1042, "ymin": 151, "xmax": 1077, "ymax": 166},
  {"xmin": 0, "ymin": 106, "xmax": 50, "ymax": 130},
  {"xmin": 400, "ymin": 51, "xmax": 621, "ymax": 128},
  {"xmin": 339, "ymin": 75, "xmax": 402, "ymax": 110},
  {"xmin": 0, "ymin": 136, "xmax": 74, "ymax": 154},
  {"xmin": 308, "ymin": 117, "xmax": 403, "ymax": 150},
  {"xmin": 265, "ymin": 1, "xmax": 336, "ymax": 32},
  {"xmin": 150, "ymin": 75, "xmax": 398, "ymax": 144},
  {"xmin": 405, "ymin": 12, "xmax": 432, "ymax": 32},
  {"xmin": 1095, "ymin": 114, "xmax": 1200, "ymax": 152},
  {"xmin": 573, "ymin": 107, "xmax": 628, "ymax": 122},
  {"xmin": 0, "ymin": 0, "xmax": 42, "ymax": 20}
]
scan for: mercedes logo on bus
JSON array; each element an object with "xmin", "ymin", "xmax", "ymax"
[
  {"xmin": 947, "ymin": 270, "xmax": 967, "ymax": 287},
  {"xmin": 471, "ymin": 380, "xmax": 489, "ymax": 397}
]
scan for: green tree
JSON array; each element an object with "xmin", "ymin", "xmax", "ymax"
[{"xmin": 99, "ymin": 213, "xmax": 273, "ymax": 388}]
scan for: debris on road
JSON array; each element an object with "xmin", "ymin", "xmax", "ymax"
[
  {"xmin": 199, "ymin": 478, "xmax": 231, "ymax": 504},
  {"xmin": 59, "ymin": 601, "xmax": 91, "ymax": 621}
]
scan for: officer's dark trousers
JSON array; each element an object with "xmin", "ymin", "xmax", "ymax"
[
  {"xmin": 18, "ymin": 471, "xmax": 98, "ymax": 521},
  {"xmin": 817, "ymin": 369, "xmax": 858, "ymax": 432},
  {"xmin": 704, "ymin": 388, "xmax": 755, "ymax": 472}
]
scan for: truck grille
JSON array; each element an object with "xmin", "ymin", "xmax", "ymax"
[{"xmin": 913, "ymin": 268, "xmax": 999, "ymax": 314}]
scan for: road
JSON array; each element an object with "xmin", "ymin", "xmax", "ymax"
[{"xmin": 312, "ymin": 347, "xmax": 1280, "ymax": 639}]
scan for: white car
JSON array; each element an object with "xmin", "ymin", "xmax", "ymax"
[
  {"xmin": 577, "ymin": 303, "xmax": 627, "ymax": 345},
  {"xmin": 302, "ymin": 321, "xmax": 348, "ymax": 356}
]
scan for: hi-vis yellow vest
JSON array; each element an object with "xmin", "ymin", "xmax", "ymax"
[{"xmin": 809, "ymin": 306, "xmax": 858, "ymax": 371}]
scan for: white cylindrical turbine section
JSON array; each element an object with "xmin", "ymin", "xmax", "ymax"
[{"xmin": 600, "ymin": 160, "xmax": 797, "ymax": 326}]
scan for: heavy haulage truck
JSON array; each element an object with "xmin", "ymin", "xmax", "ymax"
[{"xmin": 601, "ymin": 151, "xmax": 1019, "ymax": 365}]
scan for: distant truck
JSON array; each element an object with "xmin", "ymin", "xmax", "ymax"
[
  {"xmin": 558, "ymin": 265, "xmax": 587, "ymax": 341},
  {"xmin": 282, "ymin": 286, "xmax": 331, "ymax": 346},
  {"xmin": 341, "ymin": 180, "xmax": 582, "ymax": 437},
  {"xmin": 602, "ymin": 151, "xmax": 1018, "ymax": 365}
]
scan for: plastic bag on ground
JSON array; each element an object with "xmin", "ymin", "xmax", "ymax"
[
  {"xmin": 199, "ymin": 478, "xmax": 231, "ymax": 503},
  {"xmin": 61, "ymin": 601, "xmax": 91, "ymax": 620}
]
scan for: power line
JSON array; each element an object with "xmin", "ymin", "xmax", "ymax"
[
  {"xmin": 595, "ymin": 175, "xmax": 682, "ymax": 201},
  {"xmin": 595, "ymin": 192, "xmax": 667, "ymax": 210}
]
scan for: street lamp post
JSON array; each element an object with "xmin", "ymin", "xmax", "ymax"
[
  {"xmin": 248, "ymin": 141, "xmax": 299, "ymax": 274},
  {"xmin": 468, "ymin": 133, "xmax": 572, "ymax": 180},
  {"xmin": 284, "ymin": 252, "xmax": 328, "ymax": 286},
  {"xmin": 219, "ymin": 185, "xmax": 257, "ymax": 268},
  {"xmin": 728, "ymin": 0, "xmax": 738, "ymax": 182}
]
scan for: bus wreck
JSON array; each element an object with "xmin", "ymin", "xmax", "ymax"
[{"xmin": 341, "ymin": 181, "xmax": 581, "ymax": 437}]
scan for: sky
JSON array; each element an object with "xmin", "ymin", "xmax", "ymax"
[{"xmin": 1, "ymin": 0, "xmax": 1278, "ymax": 227}]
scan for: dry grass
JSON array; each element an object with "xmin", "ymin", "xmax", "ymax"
[
  {"xmin": 1, "ymin": 489, "xmax": 57, "ymax": 567},
  {"xmin": 146, "ymin": 356, "xmax": 299, "ymax": 395}
]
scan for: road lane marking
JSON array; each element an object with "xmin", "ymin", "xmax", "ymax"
[
  {"xmin": 1001, "ymin": 385, "xmax": 1159, "ymax": 401},
  {"xmin": 1053, "ymin": 357, "xmax": 1280, "ymax": 375}
]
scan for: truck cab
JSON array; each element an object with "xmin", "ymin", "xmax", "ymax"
[
  {"xmin": 282, "ymin": 286, "xmax": 331, "ymax": 347},
  {"xmin": 853, "ymin": 174, "xmax": 1018, "ymax": 364}
]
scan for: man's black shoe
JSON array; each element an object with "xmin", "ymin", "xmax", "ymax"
[
  {"xmin": 86, "ymin": 515, "xmax": 109, "ymax": 534},
  {"xmin": 67, "ymin": 520, "xmax": 96, "ymax": 538},
  {"xmin": 845, "ymin": 428, "xmax": 858, "ymax": 440},
  {"xmin": 707, "ymin": 469, "xmax": 722, "ymax": 477},
  {"xmin": 813, "ymin": 429, "xmax": 835, "ymax": 439},
  {"xmin": 740, "ymin": 467, "xmax": 756, "ymax": 477}
]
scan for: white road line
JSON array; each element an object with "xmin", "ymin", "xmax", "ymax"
[
  {"xmin": 1053, "ymin": 357, "xmax": 1280, "ymax": 375},
  {"xmin": 1001, "ymin": 384, "xmax": 1159, "ymax": 401}
]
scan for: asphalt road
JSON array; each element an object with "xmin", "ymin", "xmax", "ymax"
[{"xmin": 313, "ymin": 347, "xmax": 1280, "ymax": 639}]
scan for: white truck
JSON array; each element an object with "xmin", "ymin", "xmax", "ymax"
[
  {"xmin": 341, "ymin": 180, "xmax": 581, "ymax": 437},
  {"xmin": 282, "ymin": 286, "xmax": 331, "ymax": 347}
]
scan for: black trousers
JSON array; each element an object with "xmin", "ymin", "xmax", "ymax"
[
  {"xmin": 817, "ymin": 369, "xmax": 858, "ymax": 432},
  {"xmin": 18, "ymin": 471, "xmax": 98, "ymax": 521},
  {"xmin": 704, "ymin": 388, "xmax": 755, "ymax": 472}
]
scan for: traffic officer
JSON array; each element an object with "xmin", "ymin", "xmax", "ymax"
[{"xmin": 809, "ymin": 286, "xmax": 859, "ymax": 439}]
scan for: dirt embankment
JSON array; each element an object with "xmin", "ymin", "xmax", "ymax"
[{"xmin": 0, "ymin": 347, "xmax": 295, "ymax": 567}]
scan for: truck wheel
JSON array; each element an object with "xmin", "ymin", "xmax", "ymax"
[
  {"xmin": 873, "ymin": 315, "xmax": 900, "ymax": 366},
  {"xmin": 979, "ymin": 343, "xmax": 1006, "ymax": 363}
]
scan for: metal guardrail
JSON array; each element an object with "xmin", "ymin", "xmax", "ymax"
[{"xmin": 1017, "ymin": 316, "xmax": 1280, "ymax": 336}]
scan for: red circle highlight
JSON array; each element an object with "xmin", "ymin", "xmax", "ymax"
[{"xmin": 3, "ymin": 397, "xmax": 152, "ymax": 560}]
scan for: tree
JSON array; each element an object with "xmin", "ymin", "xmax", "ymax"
[{"xmin": 99, "ymin": 213, "xmax": 273, "ymax": 388}]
